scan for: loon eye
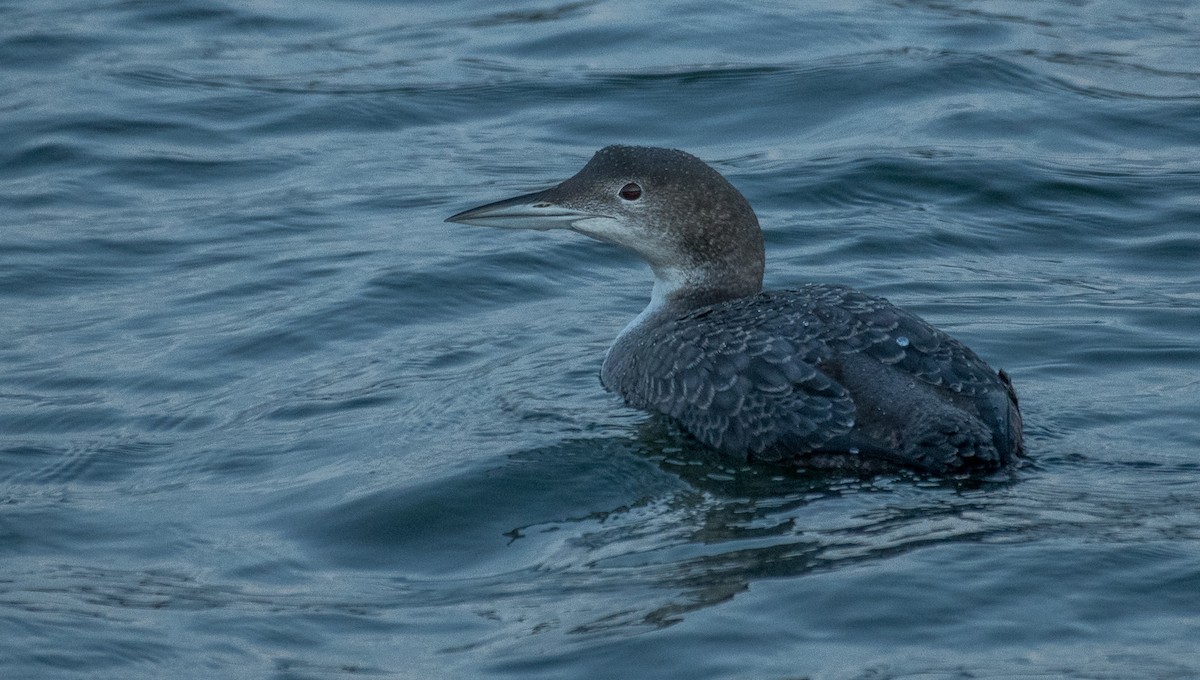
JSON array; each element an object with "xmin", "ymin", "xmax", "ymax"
[{"xmin": 618, "ymin": 182, "xmax": 643, "ymax": 201}]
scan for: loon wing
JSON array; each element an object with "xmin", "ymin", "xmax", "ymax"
[
  {"xmin": 793, "ymin": 285, "xmax": 1023, "ymax": 465},
  {"xmin": 804, "ymin": 285, "xmax": 1003, "ymax": 396}
]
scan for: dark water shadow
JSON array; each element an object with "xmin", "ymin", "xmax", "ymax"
[{"xmin": 286, "ymin": 420, "xmax": 1025, "ymax": 638}]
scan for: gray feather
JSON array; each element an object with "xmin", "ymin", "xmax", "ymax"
[{"xmin": 602, "ymin": 284, "xmax": 1022, "ymax": 473}]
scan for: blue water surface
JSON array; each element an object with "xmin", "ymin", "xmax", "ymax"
[{"xmin": 2, "ymin": 1, "xmax": 1199, "ymax": 678}]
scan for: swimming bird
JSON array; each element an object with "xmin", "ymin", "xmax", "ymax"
[{"xmin": 447, "ymin": 146, "xmax": 1023, "ymax": 474}]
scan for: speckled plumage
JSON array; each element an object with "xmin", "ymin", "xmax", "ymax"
[
  {"xmin": 601, "ymin": 284, "xmax": 1022, "ymax": 474},
  {"xmin": 448, "ymin": 145, "xmax": 1024, "ymax": 475}
]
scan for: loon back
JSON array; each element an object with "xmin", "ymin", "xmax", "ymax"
[
  {"xmin": 601, "ymin": 285, "xmax": 1023, "ymax": 474},
  {"xmin": 447, "ymin": 145, "xmax": 1024, "ymax": 474}
]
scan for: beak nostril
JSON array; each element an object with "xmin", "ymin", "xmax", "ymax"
[{"xmin": 533, "ymin": 202, "xmax": 551, "ymax": 208}]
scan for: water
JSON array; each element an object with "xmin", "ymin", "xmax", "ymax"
[{"xmin": 2, "ymin": 0, "xmax": 1199, "ymax": 677}]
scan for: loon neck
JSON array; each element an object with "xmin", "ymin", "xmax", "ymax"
[
  {"xmin": 616, "ymin": 264, "xmax": 763, "ymax": 342},
  {"xmin": 657, "ymin": 264, "xmax": 762, "ymax": 309}
]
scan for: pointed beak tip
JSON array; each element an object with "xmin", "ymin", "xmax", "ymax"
[{"xmin": 444, "ymin": 207, "xmax": 494, "ymax": 227}]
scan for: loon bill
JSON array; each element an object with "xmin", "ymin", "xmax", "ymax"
[{"xmin": 447, "ymin": 145, "xmax": 1023, "ymax": 475}]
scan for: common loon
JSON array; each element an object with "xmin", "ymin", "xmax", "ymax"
[{"xmin": 447, "ymin": 145, "xmax": 1023, "ymax": 474}]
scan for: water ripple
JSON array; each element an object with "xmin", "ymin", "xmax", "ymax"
[{"xmin": 3, "ymin": 0, "xmax": 1199, "ymax": 678}]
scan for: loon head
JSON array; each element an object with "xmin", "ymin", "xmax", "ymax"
[{"xmin": 447, "ymin": 145, "xmax": 766, "ymax": 308}]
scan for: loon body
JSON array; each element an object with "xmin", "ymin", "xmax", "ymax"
[{"xmin": 447, "ymin": 146, "xmax": 1023, "ymax": 474}]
